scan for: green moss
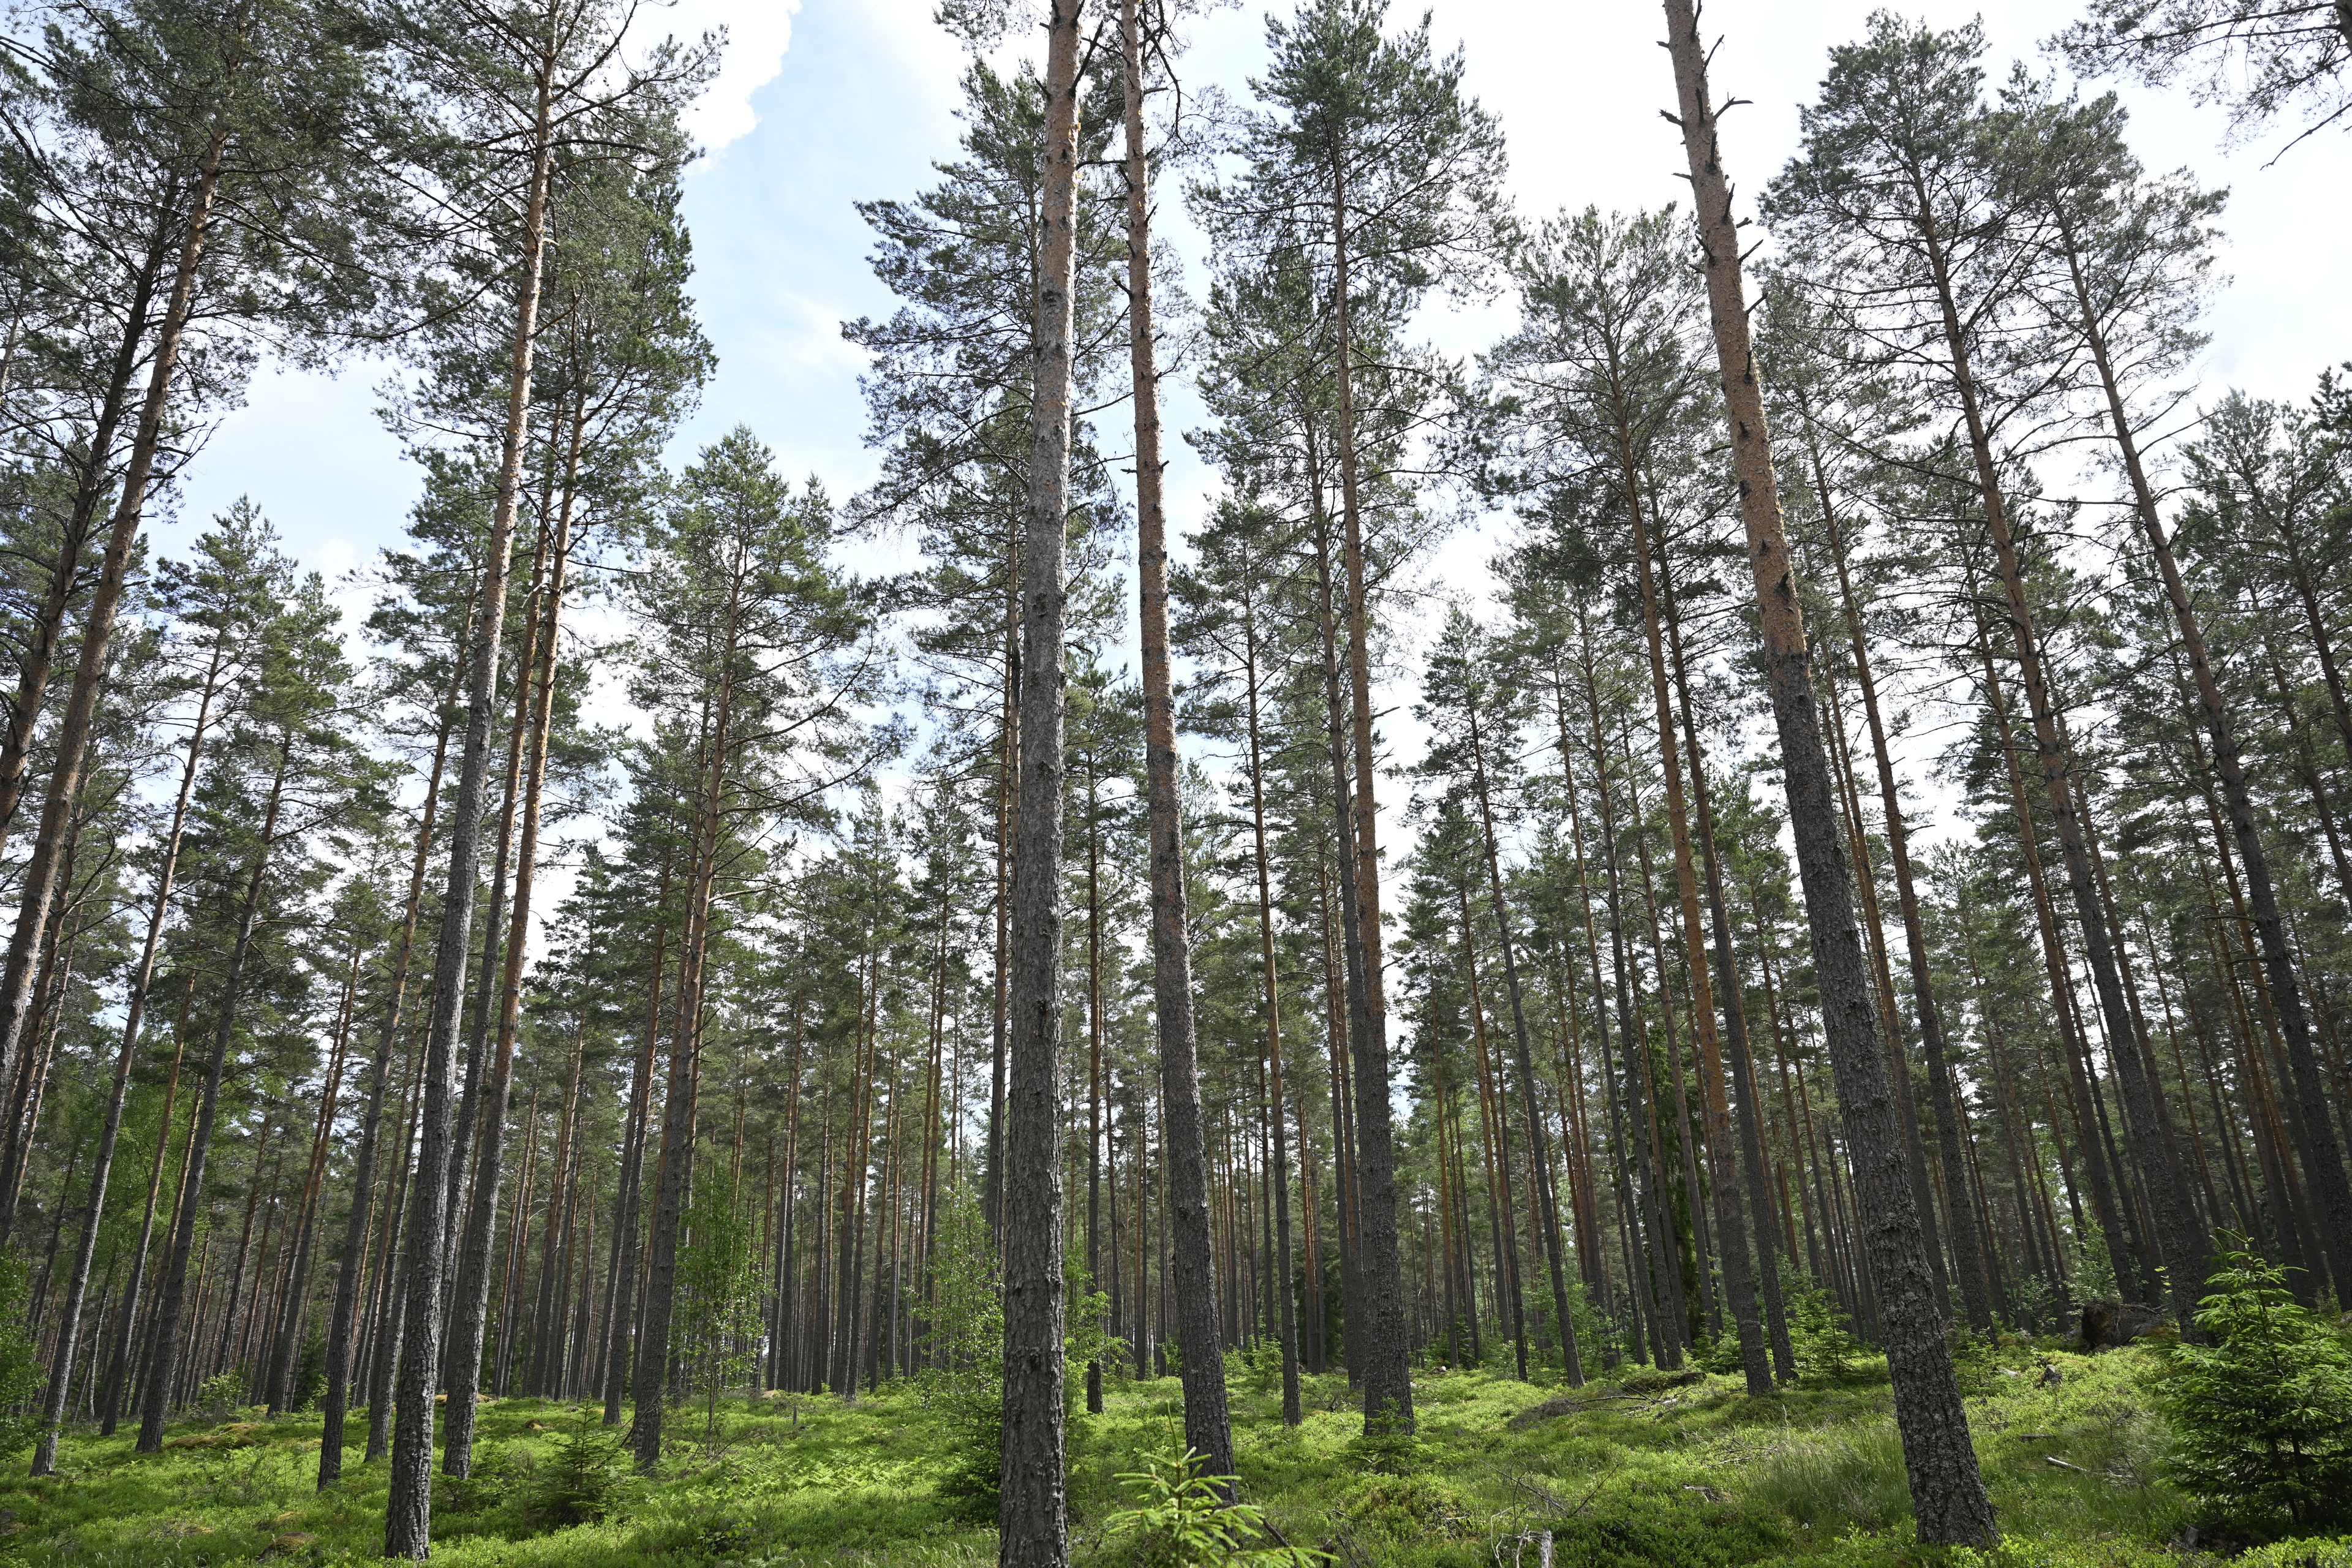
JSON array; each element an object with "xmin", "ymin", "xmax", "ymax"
[{"xmin": 0, "ymin": 1346, "xmax": 2339, "ymax": 1566}]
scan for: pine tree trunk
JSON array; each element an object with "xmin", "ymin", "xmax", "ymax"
[
  {"xmin": 385, "ymin": 35, "xmax": 556, "ymax": 1551},
  {"xmin": 1120, "ymin": 0, "xmax": 1234, "ymax": 1482},
  {"xmin": 0, "ymin": 105, "xmax": 234, "ymax": 1234},
  {"xmin": 0, "ymin": 223, "xmax": 168, "ymax": 856},
  {"xmin": 636, "ymin": 592, "xmax": 739, "ymax": 1468},
  {"xmin": 2060, "ymin": 227, "xmax": 2339, "ymax": 1291},
  {"xmin": 1802, "ymin": 439, "xmax": 1991, "ymax": 1331},
  {"xmin": 444, "ymin": 415, "xmax": 580, "ymax": 1476},
  {"xmin": 136, "ymin": 749, "xmax": 288, "ymax": 1452},
  {"xmin": 266, "ymin": 944, "xmax": 361, "ymax": 1411},
  {"xmin": 29, "ymin": 638, "xmax": 224, "ymax": 1474},
  {"xmin": 1615, "ymin": 439, "xmax": 1763, "ymax": 1383},
  {"xmin": 999, "ymin": 3, "xmax": 1083, "ymax": 1551},
  {"xmin": 1325, "ymin": 138, "xmax": 1414, "ymax": 1442},
  {"xmin": 97, "ymin": 981, "xmax": 191, "ymax": 1434},
  {"xmin": 1659, "ymin": 1, "xmax": 1994, "ymax": 1540},
  {"xmin": 1660, "ymin": 577, "xmax": 1796, "ymax": 1382},
  {"xmin": 321, "ymin": 674, "xmax": 456, "ymax": 1485},
  {"xmin": 1239, "ymin": 578, "xmax": 1303, "ymax": 1424},
  {"xmin": 1463, "ymin": 691, "xmax": 1585, "ymax": 1385}
]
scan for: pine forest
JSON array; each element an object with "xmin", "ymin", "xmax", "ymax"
[{"xmin": 0, "ymin": 1, "xmax": 2350, "ymax": 1564}]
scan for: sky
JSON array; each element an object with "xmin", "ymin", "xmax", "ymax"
[{"xmin": 166, "ymin": 0, "xmax": 2352, "ymax": 888}]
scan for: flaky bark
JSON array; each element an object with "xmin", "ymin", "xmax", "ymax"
[
  {"xmin": 1327, "ymin": 126, "xmax": 1413, "ymax": 1443},
  {"xmin": 385, "ymin": 29, "xmax": 556, "ymax": 1553},
  {"xmin": 1121, "ymin": 0, "xmax": 1234, "ymax": 1482},
  {"xmin": 999, "ymin": 1, "xmax": 1082, "ymax": 1558},
  {"xmin": 1659, "ymin": 0, "xmax": 1994, "ymax": 1542}
]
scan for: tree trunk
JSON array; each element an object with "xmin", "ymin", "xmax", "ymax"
[
  {"xmin": 0, "ymin": 103, "xmax": 235, "ymax": 1232},
  {"xmin": 1238, "ymin": 569, "xmax": 1303, "ymax": 1424},
  {"xmin": 28, "ymin": 636, "xmax": 225, "ymax": 1474},
  {"xmin": 1327, "ymin": 135, "xmax": 1414, "ymax": 1442},
  {"xmin": 1463, "ymin": 688, "xmax": 1585, "ymax": 1385},
  {"xmin": 2060, "ymin": 224, "xmax": 2339, "ymax": 1291},
  {"xmin": 602, "ymin": 856, "xmax": 671, "ymax": 1423},
  {"xmin": 136, "ymin": 747, "xmax": 289, "ymax": 1452},
  {"xmin": 1121, "ymin": 0, "xmax": 1234, "ymax": 1483},
  {"xmin": 999, "ymin": 2, "xmax": 1082, "ymax": 1555},
  {"xmin": 385, "ymin": 34, "xmax": 556, "ymax": 1553},
  {"xmin": 1660, "ymin": 569, "xmax": 1797, "ymax": 1382},
  {"xmin": 322, "ymin": 657, "xmax": 464, "ymax": 1484},
  {"xmin": 1658, "ymin": 1, "xmax": 1994, "ymax": 1540},
  {"xmin": 443, "ymin": 411, "xmax": 581, "ymax": 1476}
]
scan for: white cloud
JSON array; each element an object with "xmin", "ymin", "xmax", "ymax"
[{"xmin": 646, "ymin": 0, "xmax": 801, "ymax": 155}]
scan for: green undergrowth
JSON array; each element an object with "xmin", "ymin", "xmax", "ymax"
[{"xmin": 1, "ymin": 1342, "xmax": 2345, "ymax": 1567}]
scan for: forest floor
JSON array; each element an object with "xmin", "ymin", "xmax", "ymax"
[{"xmin": 5, "ymin": 1340, "xmax": 2351, "ymax": 1568}]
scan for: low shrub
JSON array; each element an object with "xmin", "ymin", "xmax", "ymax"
[{"xmin": 2154, "ymin": 1243, "xmax": 2352, "ymax": 1531}]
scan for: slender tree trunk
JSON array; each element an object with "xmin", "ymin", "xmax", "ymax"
[
  {"xmin": 98, "ymin": 980, "xmax": 191, "ymax": 1434},
  {"xmin": 1238, "ymin": 576, "xmax": 1303, "ymax": 1423},
  {"xmin": 1907, "ymin": 157, "xmax": 2200, "ymax": 1338},
  {"xmin": 1462, "ymin": 690, "xmax": 1584, "ymax": 1384},
  {"xmin": 322, "ymin": 677, "xmax": 456, "ymax": 1485},
  {"xmin": 1803, "ymin": 442, "xmax": 1992, "ymax": 1332},
  {"xmin": 29, "ymin": 639, "xmax": 224, "ymax": 1474},
  {"xmin": 385, "ymin": 34, "xmax": 556, "ymax": 1553},
  {"xmin": 1120, "ymin": 0, "xmax": 1233, "ymax": 1480},
  {"xmin": 0, "ymin": 101, "xmax": 236, "ymax": 1229},
  {"xmin": 1660, "ymin": 573, "xmax": 1796, "ymax": 1382},
  {"xmin": 1327, "ymin": 135, "xmax": 1413, "ymax": 1441},
  {"xmin": 1659, "ymin": 3, "xmax": 1994, "ymax": 1540},
  {"xmin": 444, "ymin": 416, "xmax": 580, "ymax": 1476},
  {"xmin": 2059, "ymin": 228, "xmax": 2336, "ymax": 1288},
  {"xmin": 1000, "ymin": 4, "xmax": 1082, "ymax": 1553},
  {"xmin": 136, "ymin": 748, "xmax": 288, "ymax": 1452}
]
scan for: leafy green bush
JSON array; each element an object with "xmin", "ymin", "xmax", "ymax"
[
  {"xmin": 1104, "ymin": 1444, "xmax": 1325, "ymax": 1568},
  {"xmin": 2154, "ymin": 1243, "xmax": 2352, "ymax": 1530}
]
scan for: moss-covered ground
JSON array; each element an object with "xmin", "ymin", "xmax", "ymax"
[{"xmin": 4, "ymin": 1342, "xmax": 2348, "ymax": 1567}]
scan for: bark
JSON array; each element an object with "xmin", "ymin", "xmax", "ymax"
[
  {"xmin": 265, "ymin": 945, "xmax": 361, "ymax": 1411},
  {"xmin": 443, "ymin": 414, "xmax": 580, "ymax": 1476},
  {"xmin": 1461, "ymin": 686, "xmax": 1585, "ymax": 1384},
  {"xmin": 637, "ymin": 660, "xmax": 736, "ymax": 1466},
  {"xmin": 385, "ymin": 32, "xmax": 555, "ymax": 1551},
  {"xmin": 1121, "ymin": 0, "xmax": 1234, "ymax": 1482},
  {"xmin": 601, "ymin": 857, "xmax": 670, "ymax": 1424},
  {"xmin": 1238, "ymin": 567, "xmax": 1303, "ymax": 1424},
  {"xmin": 1327, "ymin": 129, "xmax": 1414, "ymax": 1442},
  {"xmin": 0, "ymin": 101, "xmax": 235, "ymax": 1237},
  {"xmin": 1661, "ymin": 576, "xmax": 1797, "ymax": 1382},
  {"xmin": 999, "ymin": 2, "xmax": 1082, "ymax": 1555},
  {"xmin": 0, "ymin": 200, "xmax": 182, "ymax": 859},
  {"xmin": 97, "ymin": 981, "xmax": 192, "ymax": 1434},
  {"xmin": 28, "ymin": 636, "xmax": 224, "ymax": 1474},
  {"xmin": 2058, "ymin": 221, "xmax": 2339, "ymax": 1289},
  {"xmin": 135, "ymin": 748, "xmax": 288, "ymax": 1452},
  {"xmin": 1618, "ymin": 447, "xmax": 1764, "ymax": 1384},
  {"xmin": 321, "ymin": 657, "xmax": 462, "ymax": 1486},
  {"xmin": 1659, "ymin": 1, "xmax": 1995, "ymax": 1540}
]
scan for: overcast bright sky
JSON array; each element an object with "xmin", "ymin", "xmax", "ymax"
[{"xmin": 167, "ymin": 0, "xmax": 2352, "ymax": 867}]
